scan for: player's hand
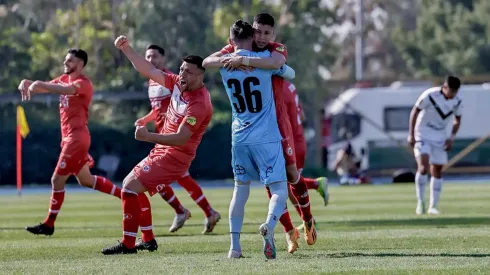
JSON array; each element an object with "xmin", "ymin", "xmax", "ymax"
[
  {"xmin": 407, "ymin": 135, "xmax": 416, "ymax": 148},
  {"xmin": 18, "ymin": 80, "xmax": 30, "ymax": 101},
  {"xmin": 444, "ymin": 138, "xmax": 453, "ymax": 151},
  {"xmin": 114, "ymin": 35, "xmax": 129, "ymax": 50},
  {"xmin": 135, "ymin": 126, "xmax": 149, "ymax": 141},
  {"xmin": 221, "ymin": 56, "xmax": 243, "ymax": 71},
  {"xmin": 235, "ymin": 65, "xmax": 254, "ymax": 72},
  {"xmin": 134, "ymin": 117, "xmax": 148, "ymax": 127}
]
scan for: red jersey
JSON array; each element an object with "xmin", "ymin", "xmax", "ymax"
[
  {"xmin": 282, "ymin": 80, "xmax": 305, "ymax": 143},
  {"xmin": 148, "ymin": 67, "xmax": 173, "ymax": 131},
  {"xmin": 152, "ymin": 73, "xmax": 213, "ymax": 166},
  {"xmin": 50, "ymin": 74, "xmax": 93, "ymax": 139}
]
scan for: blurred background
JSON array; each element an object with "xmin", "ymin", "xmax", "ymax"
[{"xmin": 2, "ymin": 0, "xmax": 490, "ymax": 186}]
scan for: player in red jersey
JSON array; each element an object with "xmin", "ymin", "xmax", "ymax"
[
  {"xmin": 282, "ymin": 80, "xmax": 330, "ymax": 209},
  {"xmin": 102, "ymin": 36, "xmax": 213, "ymax": 255},
  {"xmin": 137, "ymin": 44, "xmax": 220, "ymax": 234},
  {"xmin": 18, "ymin": 49, "xmax": 122, "ymax": 236},
  {"xmin": 203, "ymin": 13, "xmax": 317, "ymax": 252}
]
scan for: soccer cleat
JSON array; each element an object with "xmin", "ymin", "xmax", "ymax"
[
  {"xmin": 25, "ymin": 223, "xmax": 54, "ymax": 236},
  {"xmin": 227, "ymin": 249, "xmax": 243, "ymax": 259},
  {"xmin": 101, "ymin": 241, "xmax": 137, "ymax": 255},
  {"xmin": 416, "ymin": 201, "xmax": 426, "ymax": 215},
  {"xmin": 202, "ymin": 211, "xmax": 221, "ymax": 234},
  {"xmin": 297, "ymin": 217, "xmax": 318, "ymax": 230},
  {"xmin": 259, "ymin": 223, "xmax": 276, "ymax": 259},
  {"xmin": 135, "ymin": 238, "xmax": 158, "ymax": 252},
  {"xmin": 427, "ymin": 207, "xmax": 440, "ymax": 215},
  {"xmin": 316, "ymin": 177, "xmax": 330, "ymax": 206},
  {"xmin": 285, "ymin": 228, "xmax": 300, "ymax": 253},
  {"xmin": 169, "ymin": 209, "xmax": 191, "ymax": 232},
  {"xmin": 303, "ymin": 218, "xmax": 317, "ymax": 245}
]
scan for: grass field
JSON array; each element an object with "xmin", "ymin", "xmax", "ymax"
[{"xmin": 1, "ymin": 183, "xmax": 489, "ymax": 274}]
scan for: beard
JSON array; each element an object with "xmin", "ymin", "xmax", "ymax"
[{"xmin": 63, "ymin": 67, "xmax": 75, "ymax": 75}]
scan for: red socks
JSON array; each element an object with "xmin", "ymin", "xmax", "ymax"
[
  {"xmin": 138, "ymin": 193, "xmax": 154, "ymax": 242},
  {"xmin": 93, "ymin": 176, "xmax": 121, "ymax": 198},
  {"xmin": 121, "ymin": 191, "xmax": 140, "ymax": 249},
  {"xmin": 178, "ymin": 175, "xmax": 213, "ymax": 217},
  {"xmin": 289, "ymin": 176, "xmax": 313, "ymax": 222},
  {"xmin": 304, "ymin": 177, "xmax": 319, "ymax": 190},
  {"xmin": 159, "ymin": 185, "xmax": 186, "ymax": 214},
  {"xmin": 43, "ymin": 189, "xmax": 65, "ymax": 227}
]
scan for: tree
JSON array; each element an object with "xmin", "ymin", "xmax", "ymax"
[{"xmin": 392, "ymin": 0, "xmax": 490, "ymax": 77}]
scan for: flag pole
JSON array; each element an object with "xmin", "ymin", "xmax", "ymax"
[{"xmin": 16, "ymin": 108, "xmax": 22, "ymax": 196}]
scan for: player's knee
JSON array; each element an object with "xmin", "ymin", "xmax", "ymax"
[
  {"xmin": 50, "ymin": 175, "xmax": 65, "ymax": 190},
  {"xmin": 417, "ymin": 165, "xmax": 429, "ymax": 175},
  {"xmin": 77, "ymin": 176, "xmax": 94, "ymax": 188},
  {"xmin": 286, "ymin": 167, "xmax": 299, "ymax": 183},
  {"xmin": 430, "ymin": 165, "xmax": 443, "ymax": 178}
]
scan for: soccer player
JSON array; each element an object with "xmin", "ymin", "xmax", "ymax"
[
  {"xmin": 215, "ymin": 20, "xmax": 295, "ymax": 259},
  {"xmin": 408, "ymin": 75, "xmax": 463, "ymax": 215},
  {"xmin": 203, "ymin": 13, "xmax": 317, "ymax": 251},
  {"xmin": 138, "ymin": 44, "xmax": 220, "ymax": 234},
  {"xmin": 282, "ymin": 80, "xmax": 329, "ymax": 206},
  {"xmin": 102, "ymin": 35, "xmax": 213, "ymax": 255},
  {"xmin": 18, "ymin": 49, "xmax": 122, "ymax": 236}
]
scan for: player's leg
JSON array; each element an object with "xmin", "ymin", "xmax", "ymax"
[
  {"xmin": 427, "ymin": 142, "xmax": 447, "ymax": 214},
  {"xmin": 414, "ymin": 141, "xmax": 431, "ymax": 215},
  {"xmin": 135, "ymin": 192, "xmax": 158, "ymax": 252},
  {"xmin": 296, "ymin": 140, "xmax": 330, "ymax": 206},
  {"xmin": 158, "ymin": 184, "xmax": 191, "ymax": 233},
  {"xmin": 228, "ymin": 145, "xmax": 253, "ymax": 258},
  {"xmin": 177, "ymin": 172, "xmax": 221, "ymax": 234},
  {"xmin": 266, "ymin": 186, "xmax": 299, "ymax": 253},
  {"xmin": 102, "ymin": 171, "xmax": 146, "ymax": 255},
  {"xmin": 75, "ymin": 162, "xmax": 121, "ymax": 199},
  {"xmin": 25, "ymin": 171, "xmax": 70, "ymax": 236}
]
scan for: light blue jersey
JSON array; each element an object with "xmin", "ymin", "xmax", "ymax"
[{"xmin": 220, "ymin": 50, "xmax": 283, "ymax": 145}]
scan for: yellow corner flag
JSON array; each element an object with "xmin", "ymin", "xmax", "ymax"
[{"xmin": 17, "ymin": 105, "xmax": 30, "ymax": 138}]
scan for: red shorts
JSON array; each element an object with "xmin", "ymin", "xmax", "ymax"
[
  {"xmin": 277, "ymin": 118, "xmax": 296, "ymax": 166},
  {"xmin": 133, "ymin": 151, "xmax": 189, "ymax": 196},
  {"xmin": 55, "ymin": 139, "xmax": 92, "ymax": 176},
  {"xmin": 295, "ymin": 139, "xmax": 307, "ymax": 170}
]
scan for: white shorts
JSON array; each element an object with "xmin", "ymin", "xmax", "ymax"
[{"xmin": 413, "ymin": 140, "xmax": 447, "ymax": 165}]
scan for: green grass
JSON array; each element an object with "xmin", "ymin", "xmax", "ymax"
[{"xmin": 1, "ymin": 183, "xmax": 489, "ymax": 274}]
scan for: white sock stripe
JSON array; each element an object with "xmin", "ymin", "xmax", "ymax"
[
  {"xmin": 167, "ymin": 195, "xmax": 176, "ymax": 203},
  {"xmin": 122, "ymin": 189, "xmax": 138, "ymax": 195},
  {"xmin": 111, "ymin": 185, "xmax": 116, "ymax": 195},
  {"xmin": 289, "ymin": 174, "xmax": 301, "ymax": 185},
  {"xmin": 92, "ymin": 176, "xmax": 97, "ymax": 189},
  {"xmin": 49, "ymin": 209, "xmax": 59, "ymax": 214},
  {"xmin": 300, "ymin": 202, "xmax": 310, "ymax": 208},
  {"xmin": 123, "ymin": 231, "xmax": 138, "ymax": 237},
  {"xmin": 195, "ymin": 194, "xmax": 205, "ymax": 203},
  {"xmin": 301, "ymin": 191, "xmax": 309, "ymax": 198},
  {"xmin": 140, "ymin": 226, "xmax": 153, "ymax": 230},
  {"xmin": 53, "ymin": 189, "xmax": 65, "ymax": 193}
]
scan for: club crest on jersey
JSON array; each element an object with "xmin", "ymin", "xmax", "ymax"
[
  {"xmin": 186, "ymin": 116, "xmax": 197, "ymax": 126},
  {"xmin": 143, "ymin": 165, "xmax": 150, "ymax": 172},
  {"xmin": 276, "ymin": 46, "xmax": 285, "ymax": 52},
  {"xmin": 59, "ymin": 160, "xmax": 66, "ymax": 169},
  {"xmin": 287, "ymin": 146, "xmax": 293, "ymax": 156}
]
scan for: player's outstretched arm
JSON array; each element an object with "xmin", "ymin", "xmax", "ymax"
[
  {"xmin": 135, "ymin": 110, "xmax": 157, "ymax": 126},
  {"xmin": 114, "ymin": 35, "xmax": 167, "ymax": 86},
  {"xmin": 29, "ymin": 81, "xmax": 76, "ymax": 95},
  {"xmin": 223, "ymin": 51, "xmax": 286, "ymax": 70},
  {"xmin": 134, "ymin": 123, "xmax": 192, "ymax": 146}
]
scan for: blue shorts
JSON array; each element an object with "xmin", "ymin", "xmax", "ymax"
[{"xmin": 231, "ymin": 141, "xmax": 287, "ymax": 185}]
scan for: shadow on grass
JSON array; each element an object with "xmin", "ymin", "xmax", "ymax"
[{"xmin": 294, "ymin": 252, "xmax": 490, "ymax": 259}]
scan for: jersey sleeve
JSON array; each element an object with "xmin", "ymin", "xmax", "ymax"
[
  {"xmin": 219, "ymin": 44, "xmax": 235, "ymax": 55},
  {"xmin": 183, "ymin": 100, "xmax": 209, "ymax": 133},
  {"xmin": 164, "ymin": 73, "xmax": 180, "ymax": 91},
  {"xmin": 71, "ymin": 78, "xmax": 92, "ymax": 96},
  {"xmin": 268, "ymin": 42, "xmax": 288, "ymax": 60},
  {"xmin": 454, "ymin": 100, "xmax": 463, "ymax": 117},
  {"xmin": 415, "ymin": 92, "xmax": 430, "ymax": 110}
]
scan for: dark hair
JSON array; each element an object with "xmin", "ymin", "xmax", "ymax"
[
  {"xmin": 254, "ymin": 13, "xmax": 275, "ymax": 27},
  {"xmin": 67, "ymin": 48, "xmax": 88, "ymax": 67},
  {"xmin": 445, "ymin": 75, "xmax": 461, "ymax": 90},
  {"xmin": 230, "ymin": 20, "xmax": 254, "ymax": 41},
  {"xmin": 182, "ymin": 55, "xmax": 205, "ymax": 71},
  {"xmin": 146, "ymin": 44, "xmax": 165, "ymax": 56}
]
